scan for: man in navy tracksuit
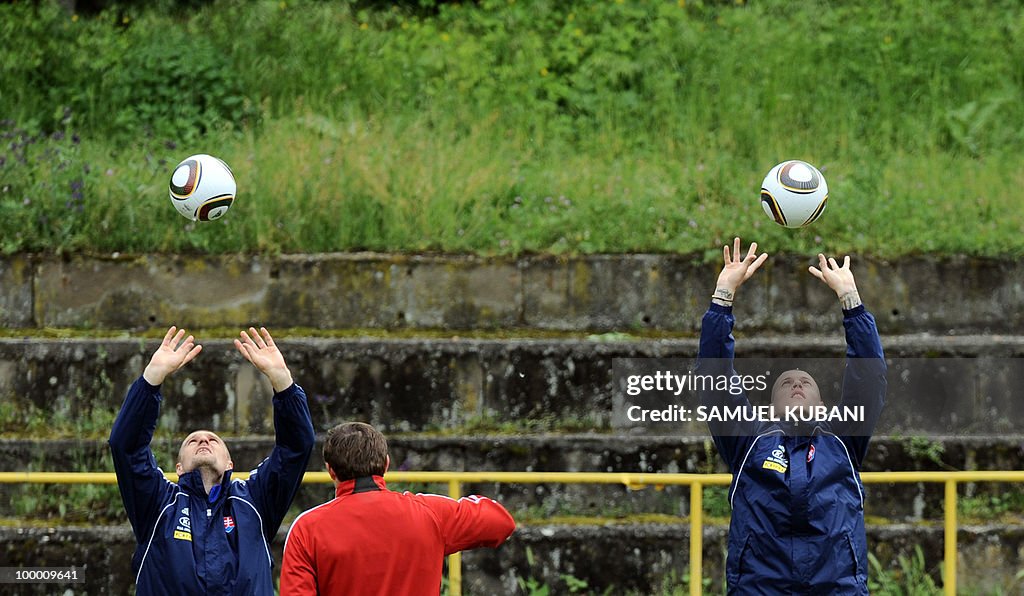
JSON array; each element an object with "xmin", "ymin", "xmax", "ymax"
[
  {"xmin": 109, "ymin": 326, "xmax": 316, "ymax": 595},
  {"xmin": 698, "ymin": 238, "xmax": 886, "ymax": 594}
]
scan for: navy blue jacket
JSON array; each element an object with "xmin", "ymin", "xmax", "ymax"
[
  {"xmin": 697, "ymin": 303, "xmax": 886, "ymax": 595},
  {"xmin": 109, "ymin": 377, "xmax": 315, "ymax": 595}
]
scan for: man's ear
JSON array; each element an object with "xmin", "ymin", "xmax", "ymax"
[
  {"xmin": 175, "ymin": 462, "xmax": 184, "ymax": 475},
  {"xmin": 384, "ymin": 454, "xmax": 390, "ymax": 474},
  {"xmin": 227, "ymin": 459, "xmax": 234, "ymax": 471},
  {"xmin": 326, "ymin": 463, "xmax": 338, "ymax": 483}
]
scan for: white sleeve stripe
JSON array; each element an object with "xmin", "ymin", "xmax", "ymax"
[
  {"xmin": 283, "ymin": 498, "xmax": 336, "ymax": 552},
  {"xmin": 412, "ymin": 493, "xmax": 497, "ymax": 504},
  {"xmin": 730, "ymin": 429, "xmax": 784, "ymax": 509},
  {"xmin": 136, "ymin": 493, "xmax": 186, "ymax": 585}
]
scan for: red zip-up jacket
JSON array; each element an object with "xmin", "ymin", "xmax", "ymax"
[{"xmin": 280, "ymin": 475, "xmax": 515, "ymax": 595}]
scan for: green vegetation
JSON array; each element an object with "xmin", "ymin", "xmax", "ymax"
[
  {"xmin": 702, "ymin": 485, "xmax": 731, "ymax": 519},
  {"xmin": 1, "ymin": 0, "xmax": 1022, "ymax": 256},
  {"xmin": 901, "ymin": 435, "xmax": 956, "ymax": 471},
  {"xmin": 0, "ymin": 397, "xmax": 118, "ymax": 438},
  {"xmin": 516, "ymin": 547, "xmax": 610, "ymax": 595},
  {"xmin": 868, "ymin": 546, "xmax": 940, "ymax": 596},
  {"xmin": 959, "ymin": 486, "xmax": 1024, "ymax": 522}
]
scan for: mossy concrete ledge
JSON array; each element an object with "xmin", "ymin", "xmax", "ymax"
[
  {"xmin": 0, "ymin": 253, "xmax": 1021, "ymax": 333},
  {"xmin": 2, "ymin": 337, "xmax": 1023, "ymax": 436}
]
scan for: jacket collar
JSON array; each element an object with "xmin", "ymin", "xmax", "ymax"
[
  {"xmin": 179, "ymin": 468, "xmax": 234, "ymax": 503},
  {"xmin": 335, "ymin": 475, "xmax": 386, "ymax": 498},
  {"xmin": 775, "ymin": 420, "xmax": 829, "ymax": 438}
]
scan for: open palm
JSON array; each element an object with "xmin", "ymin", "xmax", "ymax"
[
  {"xmin": 234, "ymin": 327, "xmax": 293, "ymax": 392},
  {"xmin": 715, "ymin": 237, "xmax": 769, "ymax": 294},
  {"xmin": 143, "ymin": 326, "xmax": 202, "ymax": 386}
]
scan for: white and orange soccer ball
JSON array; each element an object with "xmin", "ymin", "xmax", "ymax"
[
  {"xmin": 759, "ymin": 160, "xmax": 828, "ymax": 228},
  {"xmin": 168, "ymin": 154, "xmax": 236, "ymax": 221}
]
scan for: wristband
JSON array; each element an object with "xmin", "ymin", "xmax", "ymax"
[{"xmin": 712, "ymin": 288, "xmax": 735, "ymax": 302}]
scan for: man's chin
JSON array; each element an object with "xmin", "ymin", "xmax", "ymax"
[
  {"xmin": 183, "ymin": 457, "xmax": 225, "ymax": 474},
  {"xmin": 779, "ymin": 403, "xmax": 812, "ymax": 414}
]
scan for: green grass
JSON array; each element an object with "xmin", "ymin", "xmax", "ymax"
[{"xmin": 1, "ymin": 0, "xmax": 1023, "ymax": 257}]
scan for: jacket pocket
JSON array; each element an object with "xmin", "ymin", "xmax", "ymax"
[
  {"xmin": 727, "ymin": 535, "xmax": 753, "ymax": 588},
  {"xmin": 845, "ymin": 532, "xmax": 860, "ymax": 576}
]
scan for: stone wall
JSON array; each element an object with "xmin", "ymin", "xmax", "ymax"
[
  {"xmin": 2, "ymin": 253, "xmax": 1021, "ymax": 333},
  {"xmin": 1, "ymin": 524, "xmax": 1019, "ymax": 595}
]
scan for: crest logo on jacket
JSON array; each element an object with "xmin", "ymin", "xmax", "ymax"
[
  {"xmin": 174, "ymin": 507, "xmax": 193, "ymax": 541},
  {"xmin": 762, "ymin": 445, "xmax": 788, "ymax": 474},
  {"xmin": 224, "ymin": 516, "xmax": 236, "ymax": 533}
]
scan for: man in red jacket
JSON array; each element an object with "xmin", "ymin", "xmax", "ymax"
[{"xmin": 280, "ymin": 422, "xmax": 516, "ymax": 595}]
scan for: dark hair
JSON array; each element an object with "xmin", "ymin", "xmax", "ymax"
[{"xmin": 323, "ymin": 422, "xmax": 388, "ymax": 481}]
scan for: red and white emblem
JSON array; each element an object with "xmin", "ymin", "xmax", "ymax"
[
  {"xmin": 807, "ymin": 444, "xmax": 816, "ymax": 463},
  {"xmin": 223, "ymin": 516, "xmax": 236, "ymax": 533}
]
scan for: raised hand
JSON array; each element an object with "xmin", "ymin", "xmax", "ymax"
[
  {"xmin": 808, "ymin": 254, "xmax": 861, "ymax": 309},
  {"xmin": 143, "ymin": 326, "xmax": 202, "ymax": 386},
  {"xmin": 234, "ymin": 327, "xmax": 294, "ymax": 393},
  {"xmin": 713, "ymin": 237, "xmax": 769, "ymax": 302}
]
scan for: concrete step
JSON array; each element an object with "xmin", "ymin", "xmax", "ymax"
[
  {"xmin": 2, "ymin": 253, "xmax": 1021, "ymax": 334},
  {"xmin": 1, "ymin": 335, "xmax": 1023, "ymax": 435},
  {"xmin": 0, "ymin": 522, "xmax": 1020, "ymax": 595},
  {"xmin": 2, "ymin": 436, "xmax": 1022, "ymax": 524}
]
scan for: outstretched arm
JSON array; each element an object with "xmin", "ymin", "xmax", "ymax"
[
  {"xmin": 809, "ymin": 255, "xmax": 887, "ymax": 463},
  {"xmin": 697, "ymin": 238, "xmax": 768, "ymax": 470},
  {"xmin": 110, "ymin": 327, "xmax": 201, "ymax": 542},
  {"xmin": 417, "ymin": 493, "xmax": 516, "ymax": 555},
  {"xmin": 236, "ymin": 327, "xmax": 316, "ymax": 542}
]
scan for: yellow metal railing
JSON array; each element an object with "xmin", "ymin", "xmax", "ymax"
[{"xmin": 4, "ymin": 470, "xmax": 1024, "ymax": 595}]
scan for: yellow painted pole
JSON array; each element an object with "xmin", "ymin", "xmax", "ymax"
[
  {"xmin": 690, "ymin": 481, "xmax": 703, "ymax": 596},
  {"xmin": 448, "ymin": 478, "xmax": 462, "ymax": 596},
  {"xmin": 944, "ymin": 480, "xmax": 957, "ymax": 596},
  {"xmin": 0, "ymin": 472, "xmax": 122, "ymax": 484}
]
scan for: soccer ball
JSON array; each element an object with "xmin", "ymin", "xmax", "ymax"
[
  {"xmin": 168, "ymin": 154, "xmax": 236, "ymax": 221},
  {"xmin": 759, "ymin": 160, "xmax": 828, "ymax": 228}
]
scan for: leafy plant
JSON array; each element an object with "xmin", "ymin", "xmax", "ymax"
[
  {"xmin": 868, "ymin": 546, "xmax": 940, "ymax": 596},
  {"xmin": 902, "ymin": 436, "xmax": 955, "ymax": 471},
  {"xmin": 515, "ymin": 546, "xmax": 604, "ymax": 595},
  {"xmin": 958, "ymin": 487, "xmax": 1024, "ymax": 521}
]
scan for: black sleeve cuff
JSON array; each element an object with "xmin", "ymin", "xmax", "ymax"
[
  {"xmin": 708, "ymin": 301, "xmax": 733, "ymax": 314},
  {"xmin": 273, "ymin": 382, "xmax": 300, "ymax": 400},
  {"xmin": 842, "ymin": 304, "xmax": 867, "ymax": 318}
]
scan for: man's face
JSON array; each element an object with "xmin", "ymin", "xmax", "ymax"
[
  {"xmin": 176, "ymin": 430, "xmax": 233, "ymax": 476},
  {"xmin": 771, "ymin": 369, "xmax": 822, "ymax": 413}
]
